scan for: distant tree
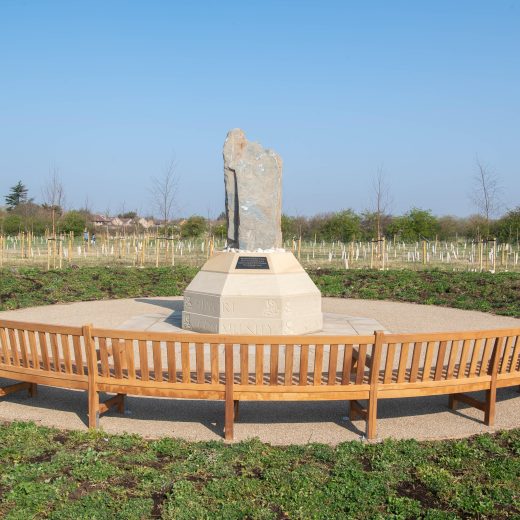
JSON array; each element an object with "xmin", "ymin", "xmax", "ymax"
[
  {"xmin": 494, "ymin": 206, "xmax": 520, "ymax": 243},
  {"xmin": 118, "ymin": 211, "xmax": 138, "ymax": 219},
  {"xmin": 318, "ymin": 210, "xmax": 361, "ymax": 242},
  {"xmin": 213, "ymin": 222, "xmax": 226, "ymax": 240},
  {"xmin": 5, "ymin": 181, "xmax": 30, "ymax": 210},
  {"xmin": 471, "ymin": 158, "xmax": 501, "ymax": 238},
  {"xmin": 1, "ymin": 213, "xmax": 23, "ymax": 234},
  {"xmin": 437, "ymin": 215, "xmax": 466, "ymax": 241},
  {"xmin": 181, "ymin": 215, "xmax": 207, "ymax": 238},
  {"xmin": 150, "ymin": 156, "xmax": 180, "ymax": 226},
  {"xmin": 60, "ymin": 210, "xmax": 87, "ymax": 235},
  {"xmin": 281, "ymin": 215, "xmax": 298, "ymax": 240},
  {"xmin": 388, "ymin": 208, "xmax": 439, "ymax": 242},
  {"xmin": 281, "ymin": 214, "xmax": 310, "ymax": 241}
]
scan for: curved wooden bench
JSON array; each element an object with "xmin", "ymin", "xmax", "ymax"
[{"xmin": 0, "ymin": 319, "xmax": 519, "ymax": 440}]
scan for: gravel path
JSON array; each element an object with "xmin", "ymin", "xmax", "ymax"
[{"xmin": 0, "ymin": 297, "xmax": 519, "ymax": 444}]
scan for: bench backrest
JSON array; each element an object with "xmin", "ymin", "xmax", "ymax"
[
  {"xmin": 378, "ymin": 329, "xmax": 520, "ymax": 387},
  {"xmin": 0, "ymin": 320, "xmax": 88, "ymax": 383},
  {"xmin": 88, "ymin": 328, "xmax": 376, "ymax": 389},
  {"xmin": 2, "ymin": 320, "xmax": 518, "ymax": 396}
]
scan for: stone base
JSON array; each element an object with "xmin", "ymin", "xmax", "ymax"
[{"xmin": 182, "ymin": 251, "xmax": 323, "ymax": 335}]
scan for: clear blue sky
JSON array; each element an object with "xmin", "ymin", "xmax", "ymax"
[{"xmin": 1, "ymin": 0, "xmax": 518, "ymax": 218}]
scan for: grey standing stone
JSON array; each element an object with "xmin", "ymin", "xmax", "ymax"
[{"xmin": 223, "ymin": 129, "xmax": 282, "ymax": 250}]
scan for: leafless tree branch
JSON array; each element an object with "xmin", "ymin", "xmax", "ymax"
[
  {"xmin": 471, "ymin": 158, "xmax": 501, "ymax": 237},
  {"xmin": 150, "ymin": 156, "xmax": 180, "ymax": 229},
  {"xmin": 42, "ymin": 167, "xmax": 65, "ymax": 236}
]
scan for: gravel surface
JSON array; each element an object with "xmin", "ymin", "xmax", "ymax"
[{"xmin": 1, "ymin": 297, "xmax": 519, "ymax": 444}]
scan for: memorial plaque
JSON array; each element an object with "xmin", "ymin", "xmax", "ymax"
[{"xmin": 235, "ymin": 256, "xmax": 269, "ymax": 270}]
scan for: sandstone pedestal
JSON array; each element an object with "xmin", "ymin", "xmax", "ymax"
[{"xmin": 182, "ymin": 251, "xmax": 322, "ymax": 335}]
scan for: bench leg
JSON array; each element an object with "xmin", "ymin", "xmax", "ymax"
[
  {"xmin": 484, "ymin": 388, "xmax": 496, "ymax": 427},
  {"xmin": 367, "ymin": 394, "xmax": 378, "ymax": 440},
  {"xmin": 349, "ymin": 400, "xmax": 367, "ymax": 421},
  {"xmin": 448, "ymin": 394, "xmax": 456, "ymax": 410},
  {"xmin": 449, "ymin": 391, "xmax": 496, "ymax": 426},
  {"xmin": 99, "ymin": 393, "xmax": 125, "ymax": 416},
  {"xmin": 29, "ymin": 383, "xmax": 37, "ymax": 397},
  {"xmin": 88, "ymin": 391, "xmax": 100, "ymax": 429},
  {"xmin": 0, "ymin": 381, "xmax": 33, "ymax": 398},
  {"xmin": 233, "ymin": 400, "xmax": 240, "ymax": 421},
  {"xmin": 224, "ymin": 397, "xmax": 234, "ymax": 441}
]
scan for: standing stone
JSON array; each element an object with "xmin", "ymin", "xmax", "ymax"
[{"xmin": 224, "ymin": 129, "xmax": 282, "ymax": 250}]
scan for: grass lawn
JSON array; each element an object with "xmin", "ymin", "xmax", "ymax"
[
  {"xmin": 0, "ymin": 266, "xmax": 519, "ymax": 518},
  {"xmin": 1, "ymin": 266, "xmax": 519, "ymax": 318},
  {"xmin": 0, "ymin": 422, "xmax": 519, "ymax": 519}
]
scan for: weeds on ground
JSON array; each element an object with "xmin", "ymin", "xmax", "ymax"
[
  {"xmin": 310, "ymin": 269, "xmax": 520, "ymax": 318},
  {"xmin": 0, "ymin": 422, "xmax": 518, "ymax": 519},
  {"xmin": 1, "ymin": 267, "xmax": 519, "ymax": 318}
]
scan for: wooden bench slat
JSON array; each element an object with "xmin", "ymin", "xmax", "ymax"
[
  {"xmin": 468, "ymin": 338, "xmax": 482, "ymax": 377},
  {"xmin": 457, "ymin": 339, "xmax": 471, "ymax": 378},
  {"xmin": 255, "ymin": 344, "xmax": 264, "ymax": 385},
  {"xmin": 181, "ymin": 342, "xmax": 190, "ymax": 383},
  {"xmin": 446, "ymin": 340, "xmax": 459, "ymax": 379},
  {"xmin": 421, "ymin": 341, "xmax": 435, "ymax": 381},
  {"xmin": 383, "ymin": 343, "xmax": 396, "ymax": 384},
  {"xmin": 409, "ymin": 342, "xmax": 422, "ymax": 383},
  {"xmin": 112, "ymin": 339, "xmax": 124, "ymax": 379},
  {"xmin": 509, "ymin": 336, "xmax": 520, "ymax": 373},
  {"xmin": 72, "ymin": 335, "xmax": 84, "ymax": 376},
  {"xmin": 38, "ymin": 331, "xmax": 51, "ymax": 371},
  {"xmin": 299, "ymin": 344, "xmax": 309, "ymax": 386},
  {"xmin": 98, "ymin": 337, "xmax": 110, "ymax": 378},
  {"xmin": 396, "ymin": 343, "xmax": 409, "ymax": 383},
  {"xmin": 314, "ymin": 344, "xmax": 324, "ymax": 386},
  {"xmin": 126, "ymin": 339, "xmax": 136, "ymax": 381},
  {"xmin": 285, "ymin": 344, "xmax": 294, "ymax": 386},
  {"xmin": 270, "ymin": 344, "xmax": 279, "ymax": 385},
  {"xmin": 166, "ymin": 341, "xmax": 176, "ymax": 383},
  {"xmin": 500, "ymin": 336, "xmax": 515, "ymax": 374},
  {"xmin": 49, "ymin": 333, "xmax": 61, "ymax": 373},
  {"xmin": 341, "ymin": 345, "xmax": 353, "ymax": 385},
  {"xmin": 327, "ymin": 344, "xmax": 338, "ymax": 385},
  {"xmin": 9, "ymin": 329, "xmax": 20, "ymax": 367},
  {"xmin": 479, "ymin": 337, "xmax": 493, "ymax": 376},
  {"xmin": 240, "ymin": 344, "xmax": 248, "ymax": 385},
  {"xmin": 138, "ymin": 339, "xmax": 149, "ymax": 381},
  {"xmin": 196, "ymin": 343, "xmax": 204, "ymax": 383},
  {"xmin": 17, "ymin": 329, "xmax": 29, "ymax": 368},
  {"xmin": 434, "ymin": 341, "xmax": 447, "ymax": 380},
  {"xmin": 0, "ymin": 327, "xmax": 10, "ymax": 365},
  {"xmin": 355, "ymin": 344, "xmax": 367, "ymax": 385}
]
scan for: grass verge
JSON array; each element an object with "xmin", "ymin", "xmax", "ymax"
[
  {"xmin": 0, "ymin": 421, "xmax": 519, "ymax": 519},
  {"xmin": 1, "ymin": 266, "xmax": 519, "ymax": 318}
]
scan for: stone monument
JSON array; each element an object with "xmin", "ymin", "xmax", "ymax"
[{"xmin": 182, "ymin": 129, "xmax": 322, "ymax": 335}]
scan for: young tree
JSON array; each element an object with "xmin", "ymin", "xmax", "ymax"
[
  {"xmin": 5, "ymin": 181, "xmax": 30, "ymax": 210},
  {"xmin": 42, "ymin": 168, "xmax": 65, "ymax": 236},
  {"xmin": 472, "ymin": 158, "xmax": 501, "ymax": 237},
  {"xmin": 150, "ymin": 156, "xmax": 180, "ymax": 232},
  {"xmin": 371, "ymin": 167, "xmax": 392, "ymax": 241}
]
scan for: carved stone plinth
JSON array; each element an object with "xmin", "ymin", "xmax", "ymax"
[{"xmin": 182, "ymin": 252, "xmax": 322, "ymax": 335}]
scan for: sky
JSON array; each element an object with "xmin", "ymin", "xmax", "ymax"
[{"xmin": 0, "ymin": 0, "xmax": 519, "ymax": 219}]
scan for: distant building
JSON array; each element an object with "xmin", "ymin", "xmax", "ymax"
[{"xmin": 91, "ymin": 214, "xmax": 111, "ymax": 227}]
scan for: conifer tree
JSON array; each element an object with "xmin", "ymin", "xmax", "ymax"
[{"xmin": 5, "ymin": 181, "xmax": 30, "ymax": 210}]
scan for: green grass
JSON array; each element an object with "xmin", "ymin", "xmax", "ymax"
[
  {"xmin": 309, "ymin": 268, "xmax": 520, "ymax": 318},
  {"xmin": 0, "ymin": 266, "xmax": 198, "ymax": 311},
  {"xmin": 0, "ymin": 421, "xmax": 518, "ymax": 519},
  {"xmin": 1, "ymin": 266, "xmax": 519, "ymax": 318}
]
